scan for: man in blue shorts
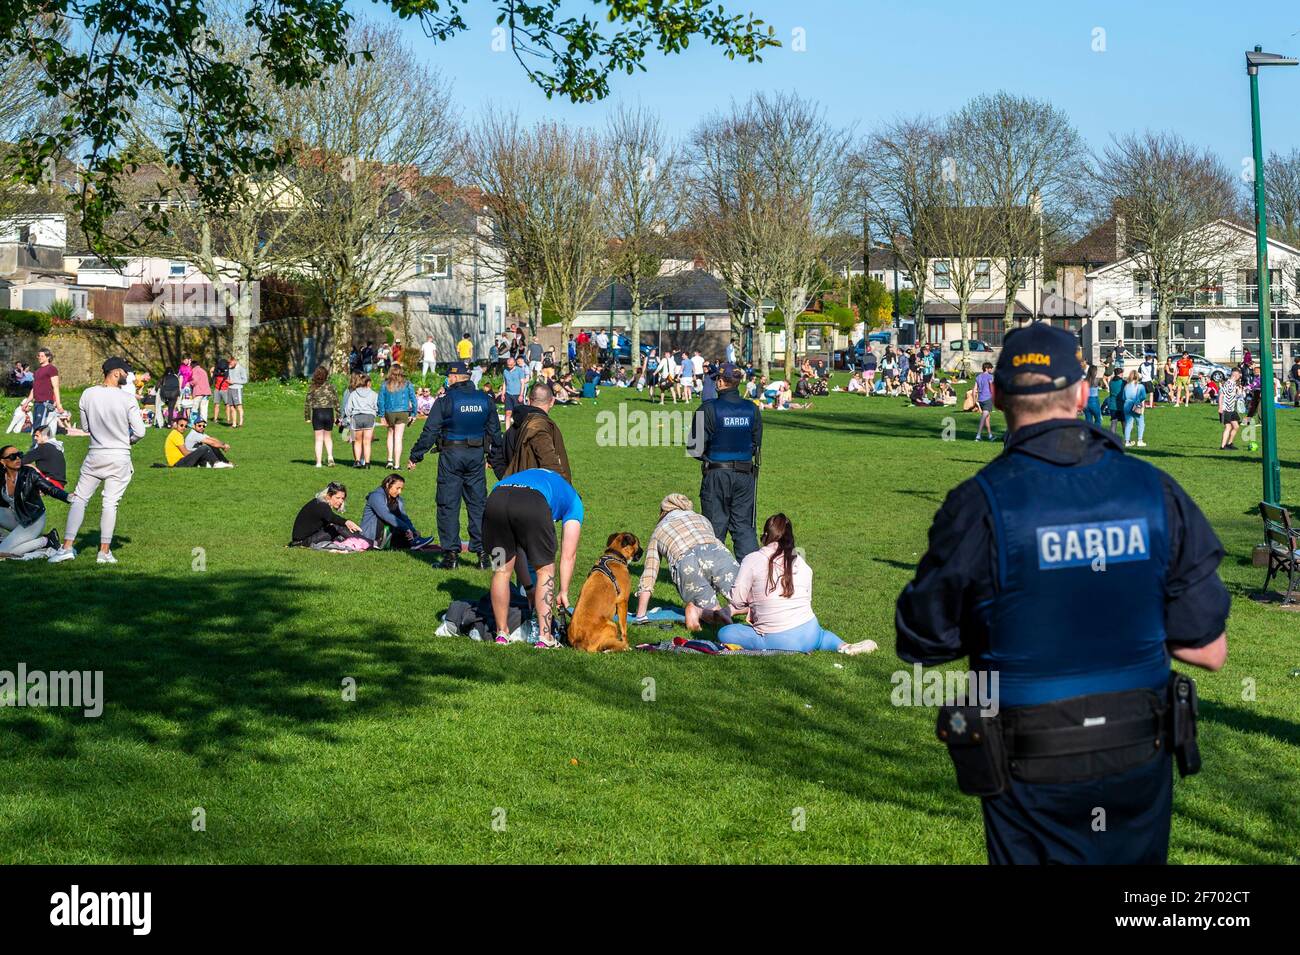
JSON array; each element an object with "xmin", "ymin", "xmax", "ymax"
[{"xmin": 483, "ymin": 468, "xmax": 584, "ymax": 646}]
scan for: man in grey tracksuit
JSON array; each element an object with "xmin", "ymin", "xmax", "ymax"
[{"xmin": 50, "ymin": 357, "xmax": 146, "ymax": 565}]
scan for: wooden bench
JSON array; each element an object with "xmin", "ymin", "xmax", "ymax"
[{"xmin": 1259, "ymin": 502, "xmax": 1300, "ymax": 604}]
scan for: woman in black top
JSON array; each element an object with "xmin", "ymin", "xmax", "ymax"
[
  {"xmin": 291, "ymin": 482, "xmax": 361, "ymax": 546},
  {"xmin": 1, "ymin": 444, "xmax": 69, "ymax": 558}
]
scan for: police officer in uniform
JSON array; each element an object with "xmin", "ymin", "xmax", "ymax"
[
  {"xmin": 407, "ymin": 361, "xmax": 502, "ymax": 570},
  {"xmin": 690, "ymin": 363, "xmax": 761, "ymax": 560},
  {"xmin": 896, "ymin": 323, "xmax": 1229, "ymax": 864}
]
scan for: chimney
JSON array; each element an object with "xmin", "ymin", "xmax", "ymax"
[{"xmin": 1114, "ymin": 214, "xmax": 1126, "ymax": 259}]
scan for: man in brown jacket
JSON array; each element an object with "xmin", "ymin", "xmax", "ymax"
[{"xmin": 493, "ymin": 380, "xmax": 571, "ymax": 482}]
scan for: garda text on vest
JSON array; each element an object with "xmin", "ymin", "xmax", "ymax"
[{"xmin": 1036, "ymin": 517, "xmax": 1149, "ymax": 570}]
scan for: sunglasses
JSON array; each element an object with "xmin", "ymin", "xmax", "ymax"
[{"xmin": 1, "ymin": 452, "xmax": 21, "ymax": 461}]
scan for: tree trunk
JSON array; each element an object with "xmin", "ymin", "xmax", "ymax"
[
  {"xmin": 959, "ymin": 302, "xmax": 970, "ymax": 377},
  {"xmin": 755, "ymin": 312, "xmax": 768, "ymax": 377},
  {"xmin": 1003, "ymin": 293, "xmax": 1016, "ymax": 331},
  {"xmin": 330, "ymin": 301, "xmax": 353, "ymax": 373},
  {"xmin": 629, "ymin": 284, "xmax": 642, "ymax": 375},
  {"xmin": 1156, "ymin": 300, "xmax": 1171, "ymax": 366},
  {"xmin": 784, "ymin": 309, "xmax": 796, "ymax": 382}
]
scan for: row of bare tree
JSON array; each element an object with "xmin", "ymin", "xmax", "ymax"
[{"xmin": 7, "ymin": 18, "xmax": 1298, "ymax": 375}]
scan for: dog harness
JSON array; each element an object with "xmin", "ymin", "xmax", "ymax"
[{"xmin": 591, "ymin": 553, "xmax": 628, "ymax": 596}]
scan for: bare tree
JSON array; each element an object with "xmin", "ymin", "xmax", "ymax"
[
  {"xmin": 472, "ymin": 118, "xmax": 609, "ymax": 367},
  {"xmin": 686, "ymin": 106, "xmax": 780, "ymax": 374},
  {"xmin": 756, "ymin": 93, "xmax": 852, "ymax": 380},
  {"xmin": 952, "ymin": 92, "xmax": 1087, "ymax": 330},
  {"xmin": 1261, "ymin": 148, "xmax": 1300, "ymax": 248},
  {"xmin": 858, "ymin": 116, "xmax": 945, "ymax": 334},
  {"xmin": 0, "ymin": 17, "xmax": 66, "ymax": 220},
  {"xmin": 605, "ymin": 105, "xmax": 681, "ymax": 362},
  {"xmin": 921, "ymin": 132, "xmax": 996, "ymax": 374},
  {"xmin": 128, "ymin": 18, "xmax": 304, "ymax": 366},
  {"xmin": 275, "ymin": 22, "xmax": 463, "ymax": 371},
  {"xmin": 1091, "ymin": 131, "xmax": 1240, "ymax": 364},
  {"xmin": 471, "ymin": 113, "xmax": 548, "ymax": 336}
]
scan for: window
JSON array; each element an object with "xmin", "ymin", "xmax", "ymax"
[
  {"xmin": 975, "ymin": 260, "xmax": 991, "ymax": 290},
  {"xmin": 418, "ymin": 253, "xmax": 451, "ymax": 278},
  {"xmin": 1133, "ymin": 271, "xmax": 1151, "ymax": 297},
  {"xmin": 668, "ymin": 314, "xmax": 703, "ymax": 331},
  {"xmin": 933, "ymin": 260, "xmax": 951, "ymax": 290},
  {"xmin": 169, "ymin": 261, "xmax": 187, "ymax": 278},
  {"xmin": 975, "ymin": 318, "xmax": 1005, "ymax": 347},
  {"xmin": 17, "ymin": 225, "xmax": 31, "ymax": 244}
]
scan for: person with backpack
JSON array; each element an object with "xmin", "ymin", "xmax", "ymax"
[{"xmin": 158, "ymin": 368, "xmax": 182, "ymax": 427}]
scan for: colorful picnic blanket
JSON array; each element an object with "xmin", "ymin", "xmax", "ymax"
[{"xmin": 635, "ymin": 637, "xmax": 804, "ymax": 656}]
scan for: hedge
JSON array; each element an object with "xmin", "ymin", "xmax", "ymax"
[{"xmin": 0, "ymin": 308, "xmax": 52, "ymax": 334}]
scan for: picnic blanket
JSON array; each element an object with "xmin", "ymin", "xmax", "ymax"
[{"xmin": 635, "ymin": 636, "xmax": 804, "ymax": 656}]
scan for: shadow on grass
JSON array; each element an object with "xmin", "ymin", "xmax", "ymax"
[{"xmin": 0, "ymin": 569, "xmax": 499, "ymax": 771}]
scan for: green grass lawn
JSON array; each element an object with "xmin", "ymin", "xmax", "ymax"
[{"xmin": 1, "ymin": 376, "xmax": 1297, "ymax": 863}]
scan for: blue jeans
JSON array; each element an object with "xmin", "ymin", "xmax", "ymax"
[
  {"xmin": 1124, "ymin": 412, "xmax": 1146, "ymax": 443},
  {"xmin": 718, "ymin": 616, "xmax": 843, "ymax": 652},
  {"xmin": 1083, "ymin": 397, "xmax": 1102, "ymax": 428},
  {"xmin": 30, "ymin": 400, "xmax": 54, "ymax": 444}
]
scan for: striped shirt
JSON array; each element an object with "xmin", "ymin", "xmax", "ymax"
[
  {"xmin": 1218, "ymin": 380, "xmax": 1242, "ymax": 414},
  {"xmin": 638, "ymin": 509, "xmax": 723, "ymax": 595}
]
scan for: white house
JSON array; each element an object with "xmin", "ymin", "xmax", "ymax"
[
  {"xmin": 1083, "ymin": 219, "xmax": 1300, "ymax": 363},
  {"xmin": 376, "ymin": 206, "xmax": 508, "ymax": 361}
]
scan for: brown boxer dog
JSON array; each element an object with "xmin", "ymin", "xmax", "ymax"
[{"xmin": 567, "ymin": 533, "xmax": 643, "ymax": 652}]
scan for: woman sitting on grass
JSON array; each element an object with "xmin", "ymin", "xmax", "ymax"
[
  {"xmin": 0, "ymin": 443, "xmax": 68, "ymax": 559},
  {"xmin": 719, "ymin": 513, "xmax": 876, "ymax": 655},
  {"xmin": 361, "ymin": 473, "xmax": 434, "ymax": 550},
  {"xmin": 290, "ymin": 482, "xmax": 368, "ymax": 550}
]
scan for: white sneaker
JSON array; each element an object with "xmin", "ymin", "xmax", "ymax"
[
  {"xmin": 1136, "ymin": 441, "xmax": 1147, "ymax": 447},
  {"xmin": 838, "ymin": 639, "xmax": 879, "ymax": 656},
  {"xmin": 48, "ymin": 547, "xmax": 76, "ymax": 563},
  {"xmin": 96, "ymin": 550, "xmax": 118, "ymax": 564},
  {"xmin": 212, "ymin": 461, "xmax": 234, "ymax": 469}
]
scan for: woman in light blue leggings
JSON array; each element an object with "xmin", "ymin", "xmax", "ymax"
[
  {"xmin": 718, "ymin": 616, "xmax": 843, "ymax": 652},
  {"xmin": 1122, "ymin": 373, "xmax": 1147, "ymax": 446}
]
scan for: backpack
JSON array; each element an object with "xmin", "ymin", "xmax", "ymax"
[{"xmin": 444, "ymin": 591, "xmax": 531, "ymax": 641}]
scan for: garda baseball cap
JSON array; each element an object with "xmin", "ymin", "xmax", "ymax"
[
  {"xmin": 993, "ymin": 323, "xmax": 1083, "ymax": 395},
  {"xmin": 719, "ymin": 362, "xmax": 744, "ymax": 382},
  {"xmin": 102, "ymin": 356, "xmax": 132, "ymax": 376},
  {"xmin": 445, "ymin": 360, "xmax": 468, "ymax": 376}
]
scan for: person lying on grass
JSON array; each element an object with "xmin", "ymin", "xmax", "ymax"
[
  {"xmin": 634, "ymin": 493, "xmax": 737, "ymax": 632},
  {"xmin": 719, "ymin": 513, "xmax": 876, "ymax": 656}
]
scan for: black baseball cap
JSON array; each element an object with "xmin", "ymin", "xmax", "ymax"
[
  {"xmin": 445, "ymin": 360, "xmax": 468, "ymax": 376},
  {"xmin": 102, "ymin": 356, "xmax": 132, "ymax": 376},
  {"xmin": 993, "ymin": 323, "xmax": 1083, "ymax": 395},
  {"xmin": 719, "ymin": 362, "xmax": 744, "ymax": 382}
]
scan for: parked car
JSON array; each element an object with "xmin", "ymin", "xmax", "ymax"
[
  {"xmin": 947, "ymin": 339, "xmax": 994, "ymax": 353},
  {"xmin": 613, "ymin": 339, "xmax": 655, "ymax": 364},
  {"xmin": 1114, "ymin": 349, "xmax": 1227, "ymax": 382}
]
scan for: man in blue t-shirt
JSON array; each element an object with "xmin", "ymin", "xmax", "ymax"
[
  {"xmin": 502, "ymin": 358, "xmax": 530, "ymax": 429},
  {"xmin": 483, "ymin": 468, "xmax": 584, "ymax": 646}
]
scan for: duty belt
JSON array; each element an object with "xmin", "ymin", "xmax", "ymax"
[
  {"xmin": 443, "ymin": 438, "xmax": 484, "ymax": 448},
  {"xmin": 704, "ymin": 460, "xmax": 753, "ymax": 473}
]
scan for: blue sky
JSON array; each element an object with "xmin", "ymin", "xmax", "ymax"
[{"xmin": 367, "ymin": 0, "xmax": 1300, "ymax": 164}]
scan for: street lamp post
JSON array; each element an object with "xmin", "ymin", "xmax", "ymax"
[{"xmin": 1247, "ymin": 46, "xmax": 1296, "ymax": 506}]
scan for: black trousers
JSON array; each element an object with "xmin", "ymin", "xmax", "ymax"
[
  {"xmin": 437, "ymin": 447, "xmax": 487, "ymax": 553},
  {"xmin": 700, "ymin": 466, "xmax": 759, "ymax": 561},
  {"xmin": 981, "ymin": 752, "xmax": 1173, "ymax": 864},
  {"xmin": 174, "ymin": 445, "xmax": 228, "ymax": 468}
]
